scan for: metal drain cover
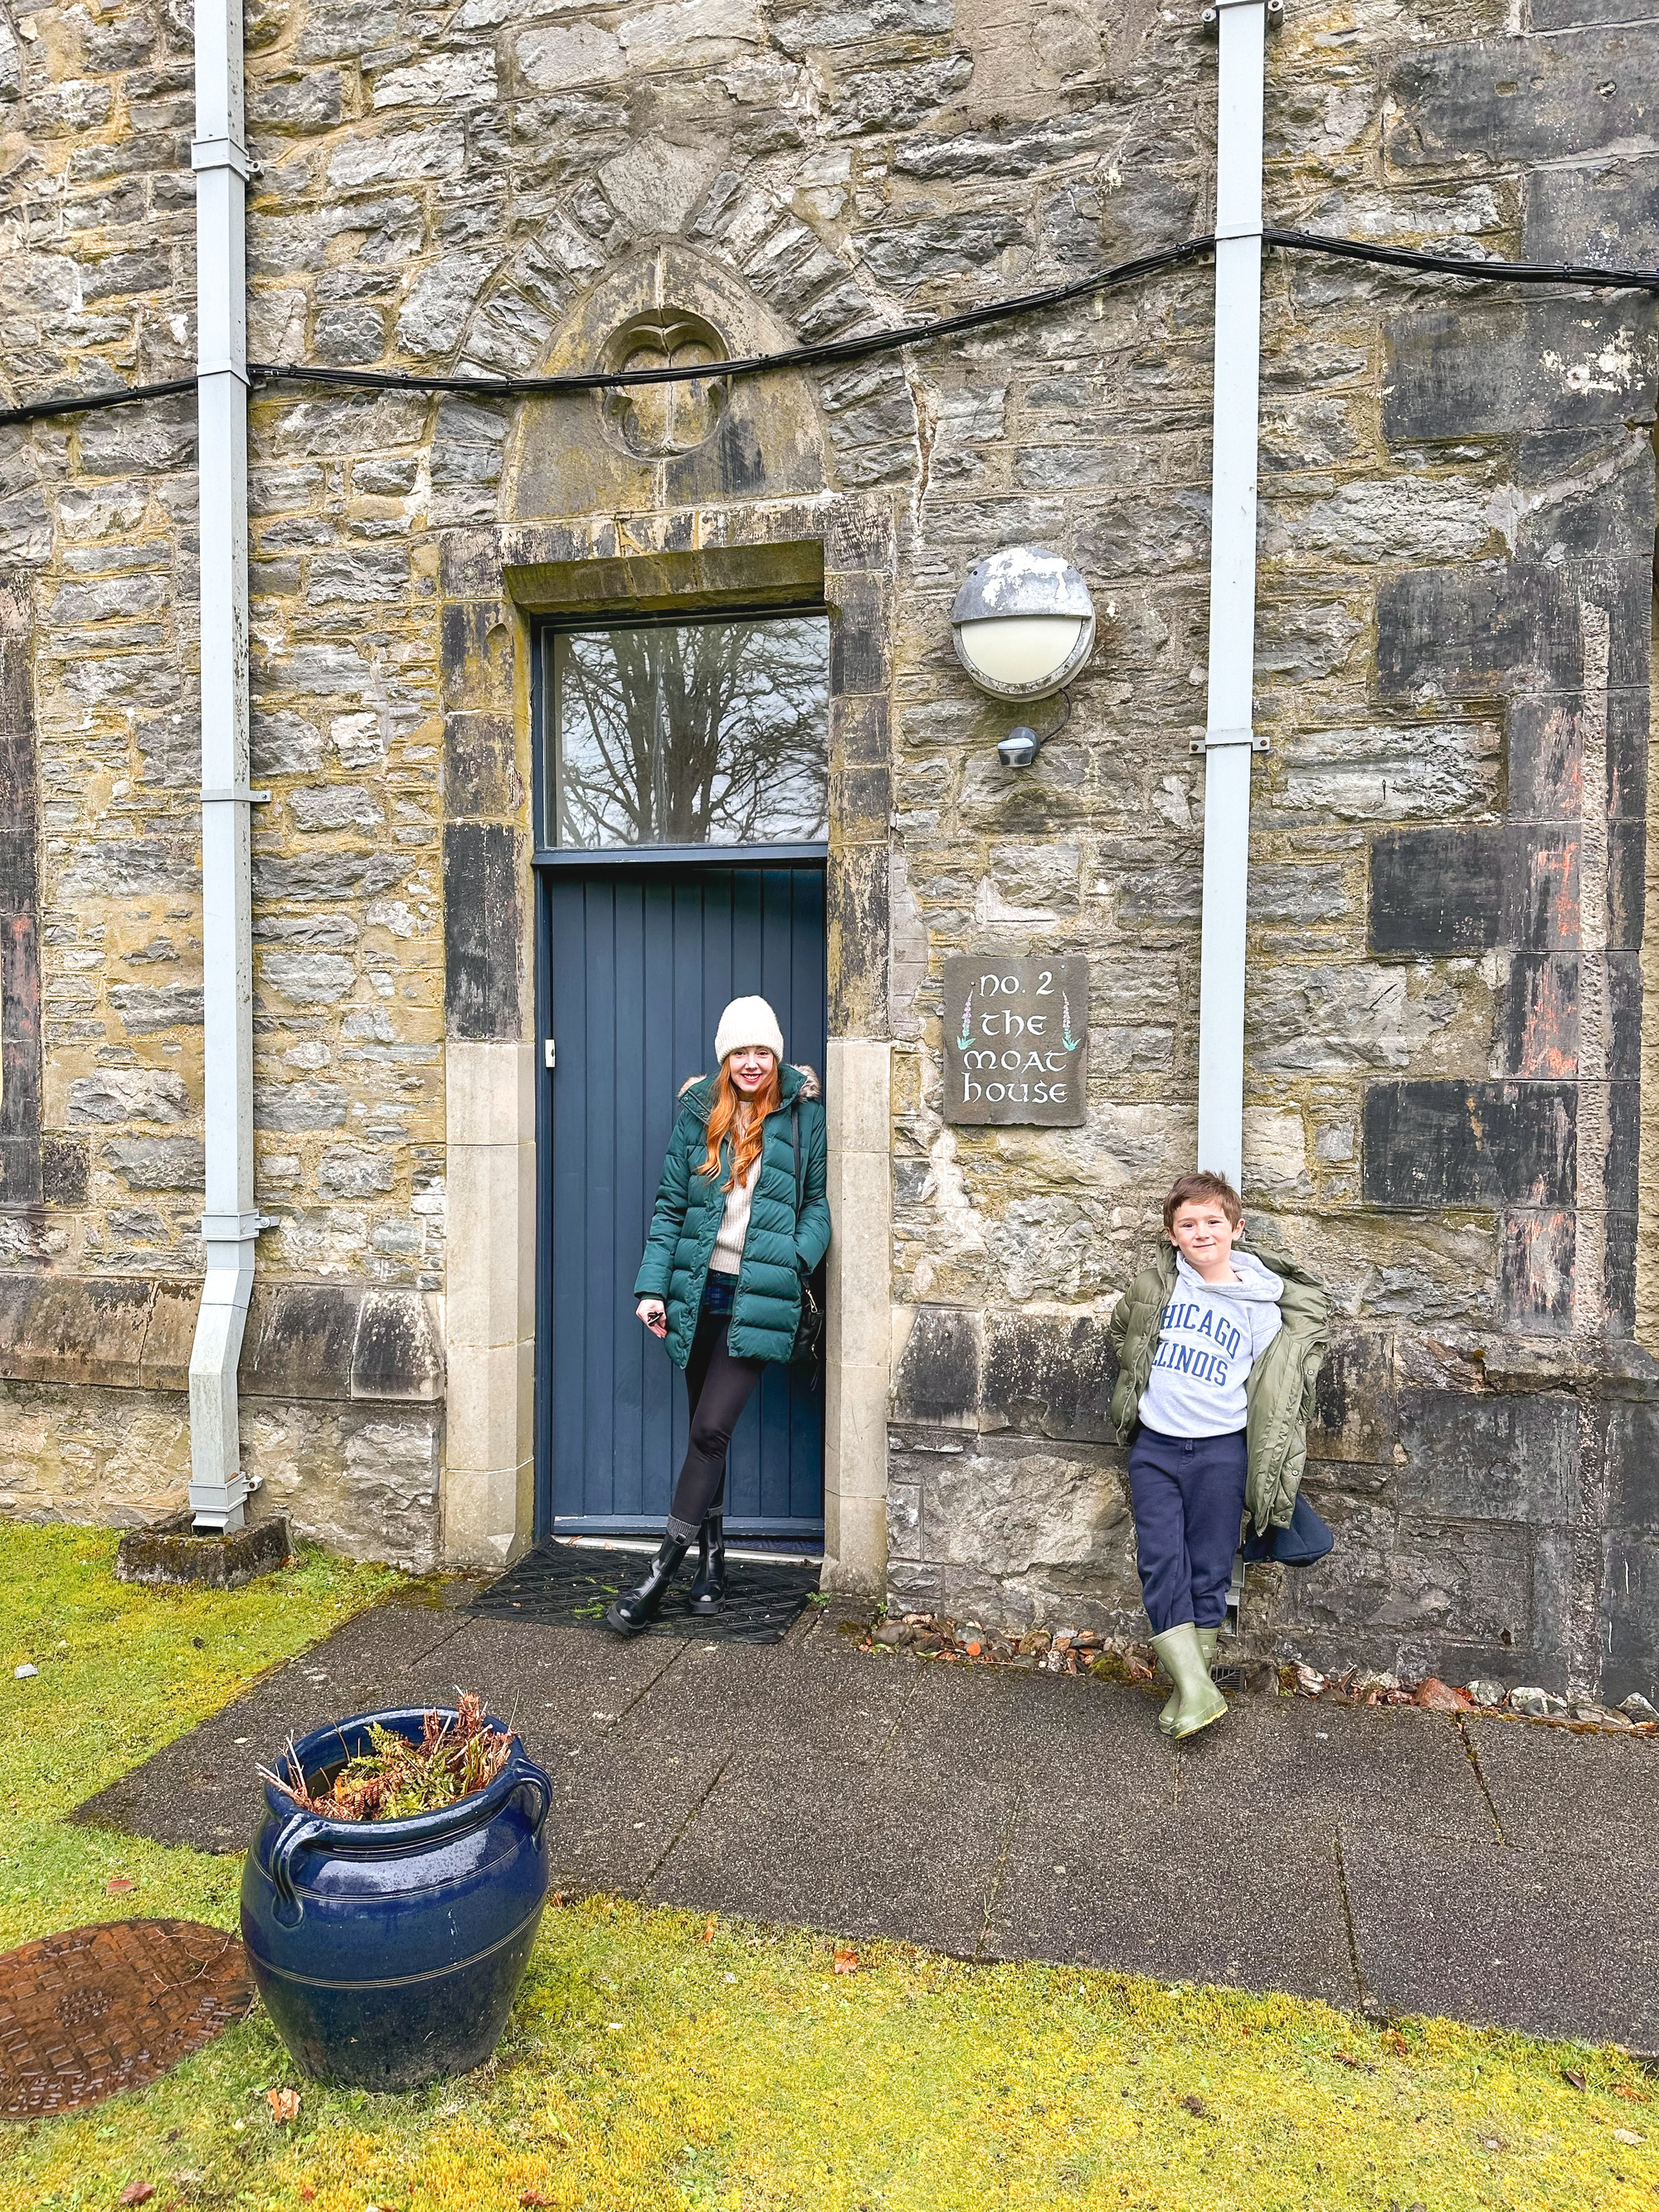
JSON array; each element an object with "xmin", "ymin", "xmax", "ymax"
[{"xmin": 0, "ymin": 1918, "xmax": 254, "ymax": 2117}]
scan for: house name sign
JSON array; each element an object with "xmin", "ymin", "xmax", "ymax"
[{"xmin": 941, "ymin": 954, "xmax": 1088, "ymax": 1126}]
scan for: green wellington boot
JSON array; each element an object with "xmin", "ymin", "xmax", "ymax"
[
  {"xmin": 1151, "ymin": 1623, "xmax": 1228, "ymax": 1740},
  {"xmin": 1158, "ymin": 1625, "xmax": 1219, "ymax": 1734}
]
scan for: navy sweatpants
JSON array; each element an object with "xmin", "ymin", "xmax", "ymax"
[{"xmin": 1127, "ymin": 1424, "xmax": 1248, "ymax": 1634}]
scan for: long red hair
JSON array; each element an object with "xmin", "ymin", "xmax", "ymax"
[{"xmin": 699, "ymin": 1058, "xmax": 781, "ymax": 1190}]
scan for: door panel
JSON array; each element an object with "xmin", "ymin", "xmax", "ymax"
[{"xmin": 540, "ymin": 863, "xmax": 827, "ymax": 1536}]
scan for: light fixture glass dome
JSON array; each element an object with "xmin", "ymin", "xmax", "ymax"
[{"xmin": 951, "ymin": 545, "xmax": 1097, "ymax": 702}]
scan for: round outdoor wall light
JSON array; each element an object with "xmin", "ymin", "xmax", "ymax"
[{"xmin": 951, "ymin": 544, "xmax": 1097, "ymax": 702}]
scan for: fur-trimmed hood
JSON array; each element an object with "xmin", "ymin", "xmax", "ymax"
[{"xmin": 675, "ymin": 1063, "xmax": 820, "ymax": 1121}]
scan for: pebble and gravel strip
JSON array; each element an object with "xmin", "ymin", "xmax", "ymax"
[{"xmin": 857, "ymin": 1615, "xmax": 1659, "ymax": 1738}]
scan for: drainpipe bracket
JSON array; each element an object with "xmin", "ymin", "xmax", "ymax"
[
  {"xmin": 200, "ymin": 787, "xmax": 270, "ymax": 805},
  {"xmin": 1200, "ymin": 0, "xmax": 1282, "ymax": 25},
  {"xmin": 200, "ymin": 1211, "xmax": 280, "ymax": 1240},
  {"xmin": 191, "ymin": 134, "xmax": 254, "ymax": 180},
  {"xmin": 1192, "ymin": 727, "xmax": 1270, "ymax": 753}
]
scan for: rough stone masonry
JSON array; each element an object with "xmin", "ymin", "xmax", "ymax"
[{"xmin": 0, "ymin": 0, "xmax": 1655, "ymax": 1699}]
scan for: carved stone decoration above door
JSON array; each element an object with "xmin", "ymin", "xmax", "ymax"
[{"xmin": 597, "ymin": 309, "xmax": 730, "ymax": 459}]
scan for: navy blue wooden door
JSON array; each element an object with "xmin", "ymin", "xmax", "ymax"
[{"xmin": 538, "ymin": 863, "xmax": 826, "ymax": 1537}]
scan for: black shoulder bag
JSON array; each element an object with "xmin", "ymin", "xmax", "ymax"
[{"xmin": 789, "ymin": 1101, "xmax": 824, "ymax": 1368}]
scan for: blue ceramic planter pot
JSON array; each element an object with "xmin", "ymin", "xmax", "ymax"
[{"xmin": 240, "ymin": 1708, "xmax": 552, "ymax": 2091}]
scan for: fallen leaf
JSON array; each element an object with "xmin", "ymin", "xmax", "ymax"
[
  {"xmin": 1180, "ymin": 2093, "xmax": 1210, "ymax": 2117},
  {"xmin": 1333, "ymin": 2052, "xmax": 1376, "ymax": 2073},
  {"xmin": 119, "ymin": 2189, "xmax": 154, "ymax": 2208},
  {"xmin": 106, "ymin": 1876, "xmax": 136, "ymax": 1896},
  {"xmin": 1383, "ymin": 2031, "xmax": 1409, "ymax": 2057},
  {"xmin": 1563, "ymin": 2069, "xmax": 1588, "ymax": 2092},
  {"xmin": 266, "ymin": 2086, "xmax": 300, "ymax": 2123},
  {"xmin": 965, "ymin": 1640, "xmax": 982, "ymax": 1657},
  {"xmin": 702, "ymin": 1917, "xmax": 716, "ymax": 1944},
  {"xmin": 834, "ymin": 1945, "xmax": 859, "ymax": 1974},
  {"xmin": 1616, "ymin": 2083, "xmax": 1651, "ymax": 2103},
  {"xmin": 299, "ymin": 2193, "xmax": 316, "ymax": 2205},
  {"xmin": 1413, "ymin": 1677, "xmax": 1474, "ymax": 1712},
  {"xmin": 1613, "ymin": 2127, "xmax": 1645, "ymax": 2146},
  {"xmin": 520, "ymin": 2195, "xmax": 555, "ymax": 2207}
]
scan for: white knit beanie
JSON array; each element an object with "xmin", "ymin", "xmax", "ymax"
[{"xmin": 714, "ymin": 995, "xmax": 786, "ymax": 1065}]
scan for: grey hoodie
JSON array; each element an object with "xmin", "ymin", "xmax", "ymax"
[{"xmin": 1136, "ymin": 1248, "xmax": 1285, "ymax": 1440}]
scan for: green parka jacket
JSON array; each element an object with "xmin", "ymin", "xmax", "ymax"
[
  {"xmin": 1107, "ymin": 1242, "xmax": 1331, "ymax": 1537},
  {"xmin": 633, "ymin": 1063, "xmax": 830, "ymax": 1370}
]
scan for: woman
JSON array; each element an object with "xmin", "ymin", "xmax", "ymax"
[{"xmin": 607, "ymin": 996, "xmax": 830, "ymax": 1636}]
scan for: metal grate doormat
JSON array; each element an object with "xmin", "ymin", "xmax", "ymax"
[
  {"xmin": 0, "ymin": 1918, "xmax": 254, "ymax": 2117},
  {"xmin": 469, "ymin": 1539, "xmax": 820, "ymax": 1644}
]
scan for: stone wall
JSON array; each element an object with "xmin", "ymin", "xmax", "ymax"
[{"xmin": 0, "ymin": 0, "xmax": 1653, "ymax": 1694}]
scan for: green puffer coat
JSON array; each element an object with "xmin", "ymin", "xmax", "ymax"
[
  {"xmin": 1107, "ymin": 1241, "xmax": 1331, "ymax": 1537},
  {"xmin": 633, "ymin": 1063, "xmax": 830, "ymax": 1369}
]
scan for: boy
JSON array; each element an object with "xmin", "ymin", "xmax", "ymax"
[{"xmin": 1108, "ymin": 1171, "xmax": 1330, "ymax": 1739}]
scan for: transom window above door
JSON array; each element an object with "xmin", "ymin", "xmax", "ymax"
[{"xmin": 542, "ymin": 613, "xmax": 830, "ymax": 849}]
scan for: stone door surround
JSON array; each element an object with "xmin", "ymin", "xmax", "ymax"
[{"xmin": 439, "ymin": 519, "xmax": 894, "ymax": 1588}]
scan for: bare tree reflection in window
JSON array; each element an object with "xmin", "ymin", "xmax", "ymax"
[{"xmin": 552, "ymin": 617, "xmax": 829, "ymax": 848}]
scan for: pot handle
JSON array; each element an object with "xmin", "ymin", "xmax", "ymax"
[
  {"xmin": 512, "ymin": 1757, "xmax": 553, "ymax": 1845},
  {"xmin": 270, "ymin": 1813, "xmax": 328, "ymax": 1914}
]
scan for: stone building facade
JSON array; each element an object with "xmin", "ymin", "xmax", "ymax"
[{"xmin": 0, "ymin": 0, "xmax": 1655, "ymax": 1699}]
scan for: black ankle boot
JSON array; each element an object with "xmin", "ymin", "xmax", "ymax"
[
  {"xmin": 689, "ymin": 1512, "xmax": 727, "ymax": 1616},
  {"xmin": 605, "ymin": 1534, "xmax": 690, "ymax": 1637}
]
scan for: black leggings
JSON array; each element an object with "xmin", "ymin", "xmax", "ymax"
[{"xmin": 667, "ymin": 1302, "xmax": 763, "ymax": 1535}]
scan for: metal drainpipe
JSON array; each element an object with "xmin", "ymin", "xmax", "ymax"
[
  {"xmin": 187, "ymin": 0, "xmax": 264, "ymax": 1533},
  {"xmin": 1194, "ymin": 0, "xmax": 1273, "ymax": 1191}
]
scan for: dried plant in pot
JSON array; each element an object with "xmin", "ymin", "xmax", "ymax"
[{"xmin": 240, "ymin": 1695, "xmax": 552, "ymax": 2091}]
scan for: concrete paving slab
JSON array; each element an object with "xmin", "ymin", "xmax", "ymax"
[
  {"xmin": 1179, "ymin": 1693, "xmax": 1499, "ymax": 1841},
  {"xmin": 72, "ymin": 1603, "xmax": 1657, "ymax": 2046},
  {"xmin": 622, "ymin": 1635, "xmax": 922, "ymax": 1773},
  {"xmin": 647, "ymin": 1751, "xmax": 1014, "ymax": 1957},
  {"xmin": 1463, "ymin": 1711, "xmax": 1659, "ymax": 1850},
  {"xmin": 1340, "ymin": 1828, "xmax": 1659, "ymax": 2049},
  {"xmin": 72, "ymin": 1597, "xmax": 470, "ymax": 1852},
  {"xmin": 399, "ymin": 1615, "xmax": 685, "ymax": 1729},
  {"xmin": 984, "ymin": 1797, "xmax": 1358, "ymax": 2010}
]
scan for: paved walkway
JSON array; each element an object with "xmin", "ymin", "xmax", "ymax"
[{"xmin": 78, "ymin": 1590, "xmax": 1659, "ymax": 2051}]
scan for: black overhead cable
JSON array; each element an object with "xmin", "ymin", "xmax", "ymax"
[{"xmin": 1, "ymin": 228, "xmax": 1655, "ymax": 431}]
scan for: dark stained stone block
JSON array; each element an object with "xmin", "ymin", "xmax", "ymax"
[
  {"xmin": 1369, "ymin": 825, "xmax": 1586, "ymax": 958},
  {"xmin": 1500, "ymin": 1208, "xmax": 1575, "ymax": 1334},
  {"xmin": 1605, "ymin": 1208, "xmax": 1637, "ymax": 1337},
  {"xmin": 830, "ymin": 693, "xmax": 889, "ymax": 768},
  {"xmin": 1608, "ymin": 815, "xmax": 1645, "ymax": 949},
  {"xmin": 980, "ymin": 1309, "xmax": 1117, "ymax": 1442},
  {"xmin": 1496, "ymin": 954, "xmax": 1577, "ymax": 1078},
  {"xmin": 893, "ymin": 1305, "xmax": 980, "ymax": 1425},
  {"xmin": 40, "ymin": 1137, "xmax": 88, "ymax": 1207},
  {"xmin": 1375, "ymin": 562, "xmax": 1647, "ymax": 702},
  {"xmin": 444, "ymin": 710, "xmax": 518, "ymax": 819},
  {"xmin": 1605, "ymin": 1403, "xmax": 1659, "ymax": 1529},
  {"xmin": 1384, "ymin": 303, "xmax": 1657, "ymax": 442},
  {"xmin": 438, "ymin": 599, "xmax": 513, "ymax": 711},
  {"xmin": 444, "ymin": 819, "xmax": 522, "ymax": 1042},
  {"xmin": 1524, "ymin": 153, "xmax": 1659, "ymax": 270},
  {"xmin": 1362, "ymin": 1082, "xmax": 1576, "ymax": 1209},
  {"xmin": 0, "ymin": 1273, "xmax": 156, "ymax": 1388},
  {"xmin": 827, "ymin": 841, "xmax": 888, "ymax": 1038},
  {"xmin": 1607, "ymin": 1080, "xmax": 1640, "ymax": 1213},
  {"xmin": 352, "ymin": 1290, "xmax": 443, "ymax": 1403},
  {"xmin": 1602, "ymin": 1534, "xmax": 1659, "ymax": 1703},
  {"xmin": 829, "ymin": 574, "xmax": 890, "ymax": 697},
  {"xmin": 1369, "ymin": 825, "xmax": 1502, "ymax": 953},
  {"xmin": 1388, "ymin": 27, "xmax": 1659, "ymax": 168},
  {"xmin": 1306, "ymin": 1325, "xmax": 1398, "ymax": 1466},
  {"xmin": 241, "ymin": 1281, "xmax": 362, "ymax": 1402},
  {"xmin": 1398, "ymin": 1390, "xmax": 1578, "ymax": 1522}
]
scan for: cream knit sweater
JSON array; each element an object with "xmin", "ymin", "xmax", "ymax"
[{"xmin": 708, "ymin": 1153, "xmax": 762, "ymax": 1276}]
